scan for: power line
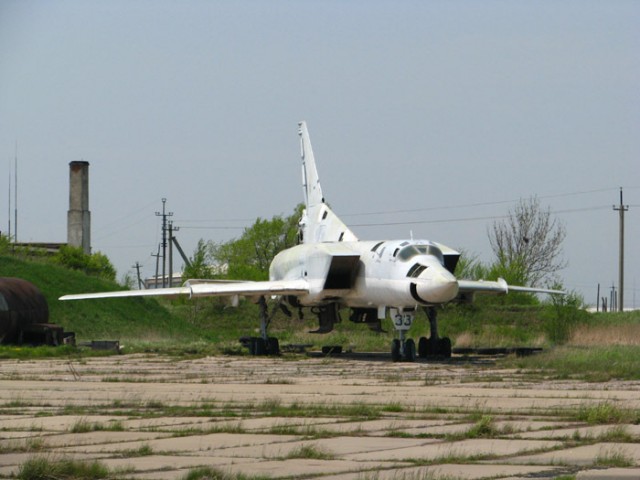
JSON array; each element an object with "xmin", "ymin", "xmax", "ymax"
[
  {"xmin": 177, "ymin": 225, "xmax": 245, "ymax": 230},
  {"xmin": 350, "ymin": 205, "xmax": 612, "ymax": 229},
  {"xmin": 341, "ymin": 187, "xmax": 621, "ymax": 218}
]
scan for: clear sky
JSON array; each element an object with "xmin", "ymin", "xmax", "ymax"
[{"xmin": 1, "ymin": 0, "xmax": 638, "ymax": 307}]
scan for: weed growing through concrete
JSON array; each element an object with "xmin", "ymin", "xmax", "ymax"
[
  {"xmin": 464, "ymin": 414, "xmax": 498, "ymax": 439},
  {"xmin": 576, "ymin": 402, "xmax": 631, "ymax": 425},
  {"xmin": 180, "ymin": 466, "xmax": 271, "ymax": 480},
  {"xmin": 121, "ymin": 443, "xmax": 154, "ymax": 457},
  {"xmin": 70, "ymin": 418, "xmax": 124, "ymax": 433},
  {"xmin": 593, "ymin": 446, "xmax": 634, "ymax": 467},
  {"xmin": 17, "ymin": 456, "xmax": 110, "ymax": 480},
  {"xmin": 284, "ymin": 444, "xmax": 336, "ymax": 460},
  {"xmin": 597, "ymin": 425, "xmax": 636, "ymax": 443}
]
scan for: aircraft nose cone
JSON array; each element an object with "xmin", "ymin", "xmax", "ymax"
[
  {"xmin": 429, "ymin": 270, "xmax": 459, "ymax": 303},
  {"xmin": 412, "ymin": 269, "xmax": 459, "ymax": 304}
]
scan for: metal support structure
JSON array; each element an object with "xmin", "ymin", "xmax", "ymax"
[
  {"xmin": 613, "ymin": 188, "xmax": 629, "ymax": 312},
  {"xmin": 132, "ymin": 262, "xmax": 143, "ymax": 290},
  {"xmin": 168, "ymin": 221, "xmax": 175, "ymax": 287},
  {"xmin": 172, "ymin": 236, "xmax": 192, "ymax": 268}
]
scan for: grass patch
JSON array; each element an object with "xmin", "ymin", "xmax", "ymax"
[
  {"xmin": 17, "ymin": 456, "xmax": 110, "ymax": 480},
  {"xmin": 0, "ymin": 345, "xmax": 115, "ymax": 360},
  {"xmin": 171, "ymin": 423, "xmax": 246, "ymax": 437},
  {"xmin": 597, "ymin": 425, "xmax": 636, "ymax": 443},
  {"xmin": 575, "ymin": 402, "xmax": 637, "ymax": 425},
  {"xmin": 180, "ymin": 467, "xmax": 271, "ymax": 480},
  {"xmin": 256, "ymin": 399, "xmax": 383, "ymax": 420},
  {"xmin": 593, "ymin": 446, "xmax": 635, "ymax": 467},
  {"xmin": 69, "ymin": 418, "xmax": 124, "ymax": 433},
  {"xmin": 0, "ymin": 438, "xmax": 48, "ymax": 454},
  {"xmin": 465, "ymin": 415, "xmax": 498, "ymax": 438},
  {"xmin": 121, "ymin": 443, "xmax": 154, "ymax": 457},
  {"xmin": 284, "ymin": 444, "xmax": 335, "ymax": 460},
  {"xmin": 502, "ymin": 345, "xmax": 640, "ymax": 381}
]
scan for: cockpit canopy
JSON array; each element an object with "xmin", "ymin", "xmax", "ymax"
[{"xmin": 397, "ymin": 244, "xmax": 444, "ymax": 265}]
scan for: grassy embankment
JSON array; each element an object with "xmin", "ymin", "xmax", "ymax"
[{"xmin": 0, "ymin": 255, "xmax": 206, "ymax": 353}]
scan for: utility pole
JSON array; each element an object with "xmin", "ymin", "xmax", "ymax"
[
  {"xmin": 152, "ymin": 245, "xmax": 161, "ymax": 289},
  {"xmin": 613, "ymin": 188, "xmax": 629, "ymax": 312},
  {"xmin": 610, "ymin": 284, "xmax": 617, "ymax": 313},
  {"xmin": 155, "ymin": 198, "xmax": 173, "ymax": 288},
  {"xmin": 132, "ymin": 262, "xmax": 143, "ymax": 290}
]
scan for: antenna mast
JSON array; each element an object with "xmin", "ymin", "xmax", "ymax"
[
  {"xmin": 7, "ymin": 166, "xmax": 11, "ymax": 240},
  {"xmin": 14, "ymin": 142, "xmax": 18, "ymax": 242}
]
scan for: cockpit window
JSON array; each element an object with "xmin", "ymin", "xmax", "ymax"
[
  {"xmin": 371, "ymin": 241, "xmax": 384, "ymax": 253},
  {"xmin": 397, "ymin": 244, "xmax": 444, "ymax": 264},
  {"xmin": 407, "ymin": 263, "xmax": 427, "ymax": 278}
]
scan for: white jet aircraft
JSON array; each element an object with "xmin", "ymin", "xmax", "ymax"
[{"xmin": 61, "ymin": 121, "xmax": 563, "ymax": 361}]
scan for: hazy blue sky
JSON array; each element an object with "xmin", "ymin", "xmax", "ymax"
[{"xmin": 1, "ymin": 1, "xmax": 638, "ymax": 307}]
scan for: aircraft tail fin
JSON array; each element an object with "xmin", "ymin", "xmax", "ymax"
[{"xmin": 298, "ymin": 121, "xmax": 358, "ymax": 244}]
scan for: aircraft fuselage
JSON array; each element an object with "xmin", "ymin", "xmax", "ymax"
[{"xmin": 270, "ymin": 239, "xmax": 459, "ymax": 315}]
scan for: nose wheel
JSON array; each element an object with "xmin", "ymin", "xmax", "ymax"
[{"xmin": 391, "ymin": 310, "xmax": 417, "ymax": 362}]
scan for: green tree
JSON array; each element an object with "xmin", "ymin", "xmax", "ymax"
[
  {"xmin": 182, "ymin": 239, "xmax": 215, "ymax": 280},
  {"xmin": 210, "ymin": 204, "xmax": 303, "ymax": 281},
  {"xmin": 0, "ymin": 234, "xmax": 10, "ymax": 254},
  {"xmin": 488, "ymin": 197, "xmax": 566, "ymax": 287},
  {"xmin": 454, "ymin": 249, "xmax": 486, "ymax": 280}
]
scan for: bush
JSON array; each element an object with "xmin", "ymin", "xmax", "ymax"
[
  {"xmin": 542, "ymin": 290, "xmax": 588, "ymax": 345},
  {"xmin": 53, "ymin": 245, "xmax": 116, "ymax": 281}
]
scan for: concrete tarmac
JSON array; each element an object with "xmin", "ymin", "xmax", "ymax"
[{"xmin": 0, "ymin": 353, "xmax": 638, "ymax": 479}]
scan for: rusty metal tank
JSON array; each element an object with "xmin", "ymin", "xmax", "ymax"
[{"xmin": 0, "ymin": 277, "xmax": 50, "ymax": 344}]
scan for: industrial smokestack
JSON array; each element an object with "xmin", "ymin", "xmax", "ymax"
[{"xmin": 67, "ymin": 161, "xmax": 91, "ymax": 254}]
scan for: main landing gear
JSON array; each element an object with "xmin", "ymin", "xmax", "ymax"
[
  {"xmin": 390, "ymin": 307, "xmax": 452, "ymax": 362},
  {"xmin": 417, "ymin": 307, "xmax": 452, "ymax": 359},
  {"xmin": 243, "ymin": 296, "xmax": 281, "ymax": 356}
]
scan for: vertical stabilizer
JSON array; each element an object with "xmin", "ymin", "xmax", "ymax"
[
  {"xmin": 298, "ymin": 121, "xmax": 358, "ymax": 244},
  {"xmin": 299, "ymin": 121, "xmax": 323, "ymax": 210}
]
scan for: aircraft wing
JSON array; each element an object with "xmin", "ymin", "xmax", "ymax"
[
  {"xmin": 59, "ymin": 279, "xmax": 310, "ymax": 301},
  {"xmin": 457, "ymin": 278, "xmax": 565, "ymax": 296}
]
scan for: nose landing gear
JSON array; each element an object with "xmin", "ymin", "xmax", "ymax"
[{"xmin": 390, "ymin": 309, "xmax": 417, "ymax": 362}]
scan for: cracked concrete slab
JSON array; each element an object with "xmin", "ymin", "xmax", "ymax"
[{"xmin": 0, "ymin": 354, "xmax": 638, "ymax": 479}]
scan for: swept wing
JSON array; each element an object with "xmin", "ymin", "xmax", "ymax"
[
  {"xmin": 60, "ymin": 279, "xmax": 309, "ymax": 301},
  {"xmin": 458, "ymin": 278, "xmax": 565, "ymax": 296}
]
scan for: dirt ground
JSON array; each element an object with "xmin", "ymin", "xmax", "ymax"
[{"xmin": 0, "ymin": 352, "xmax": 639, "ymax": 479}]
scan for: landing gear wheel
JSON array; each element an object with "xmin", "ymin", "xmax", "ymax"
[
  {"xmin": 391, "ymin": 339, "xmax": 401, "ymax": 362},
  {"xmin": 250, "ymin": 337, "xmax": 266, "ymax": 356},
  {"xmin": 266, "ymin": 337, "xmax": 280, "ymax": 356},
  {"xmin": 438, "ymin": 337, "xmax": 452, "ymax": 358},
  {"xmin": 418, "ymin": 336, "xmax": 429, "ymax": 358},
  {"xmin": 417, "ymin": 336, "xmax": 452, "ymax": 358},
  {"xmin": 404, "ymin": 338, "xmax": 416, "ymax": 362}
]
